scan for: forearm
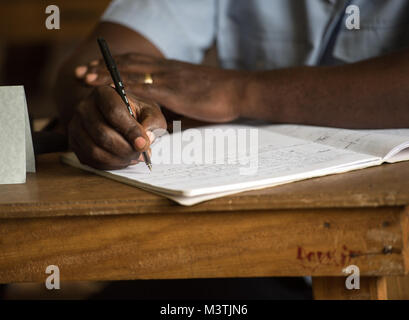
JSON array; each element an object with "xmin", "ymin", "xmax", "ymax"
[
  {"xmin": 242, "ymin": 48, "xmax": 409, "ymax": 129},
  {"xmin": 55, "ymin": 22, "xmax": 164, "ymax": 128}
]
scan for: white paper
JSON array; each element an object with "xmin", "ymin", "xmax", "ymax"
[
  {"xmin": 0, "ymin": 86, "xmax": 35, "ymax": 184},
  {"xmin": 61, "ymin": 124, "xmax": 381, "ymax": 204},
  {"xmin": 61, "ymin": 123, "xmax": 409, "ymax": 206},
  {"xmin": 268, "ymin": 124, "xmax": 409, "ymax": 162}
]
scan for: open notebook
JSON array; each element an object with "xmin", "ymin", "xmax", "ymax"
[{"xmin": 61, "ymin": 124, "xmax": 409, "ymax": 206}]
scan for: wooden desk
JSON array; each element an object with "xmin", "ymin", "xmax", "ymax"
[{"xmin": 0, "ymin": 153, "xmax": 408, "ymax": 300}]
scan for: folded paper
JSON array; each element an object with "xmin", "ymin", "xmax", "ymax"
[{"xmin": 0, "ymin": 86, "xmax": 35, "ymax": 184}]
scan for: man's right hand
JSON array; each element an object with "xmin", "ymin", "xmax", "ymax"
[{"xmin": 68, "ymin": 85, "xmax": 167, "ymax": 170}]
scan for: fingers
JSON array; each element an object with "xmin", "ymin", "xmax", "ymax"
[
  {"xmin": 76, "ymin": 98, "xmax": 140, "ymax": 160},
  {"xmin": 75, "ymin": 63, "xmax": 112, "ymax": 86},
  {"xmin": 75, "ymin": 64, "xmax": 157, "ymax": 87},
  {"xmin": 75, "ymin": 54, "xmax": 193, "ymax": 124},
  {"xmin": 68, "ymin": 85, "xmax": 170, "ymax": 169},
  {"xmin": 68, "ymin": 114, "xmax": 134, "ymax": 170},
  {"xmin": 137, "ymin": 101, "xmax": 168, "ymax": 133},
  {"xmin": 136, "ymin": 100, "xmax": 168, "ymax": 144},
  {"xmin": 75, "ymin": 53, "xmax": 167, "ymax": 86},
  {"xmin": 95, "ymin": 86, "xmax": 151, "ymax": 153}
]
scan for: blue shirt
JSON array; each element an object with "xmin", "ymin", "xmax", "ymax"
[{"xmin": 102, "ymin": 0, "xmax": 409, "ymax": 69}]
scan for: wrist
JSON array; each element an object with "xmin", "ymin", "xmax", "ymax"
[
  {"xmin": 236, "ymin": 70, "xmax": 290, "ymax": 123},
  {"xmin": 236, "ymin": 71, "xmax": 262, "ymax": 120}
]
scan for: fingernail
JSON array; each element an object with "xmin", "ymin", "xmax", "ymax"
[
  {"xmin": 86, "ymin": 73, "xmax": 98, "ymax": 82},
  {"xmin": 90, "ymin": 60, "xmax": 99, "ymax": 66},
  {"xmin": 135, "ymin": 137, "xmax": 147, "ymax": 149},
  {"xmin": 138, "ymin": 154, "xmax": 144, "ymax": 162},
  {"xmin": 110, "ymin": 83, "xmax": 115, "ymax": 88},
  {"xmin": 146, "ymin": 131, "xmax": 155, "ymax": 143},
  {"xmin": 75, "ymin": 66, "xmax": 87, "ymax": 78}
]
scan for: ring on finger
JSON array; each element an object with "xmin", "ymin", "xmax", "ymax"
[{"xmin": 143, "ymin": 73, "xmax": 153, "ymax": 85}]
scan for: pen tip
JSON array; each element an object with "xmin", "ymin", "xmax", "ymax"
[{"xmin": 147, "ymin": 164, "xmax": 152, "ymax": 172}]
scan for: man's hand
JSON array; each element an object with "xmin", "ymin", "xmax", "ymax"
[
  {"xmin": 75, "ymin": 53, "xmax": 249, "ymax": 123},
  {"xmin": 68, "ymin": 85, "xmax": 167, "ymax": 170}
]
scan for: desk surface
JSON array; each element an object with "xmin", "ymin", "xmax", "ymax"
[
  {"xmin": 1, "ymin": 153, "xmax": 409, "ymax": 219},
  {"xmin": 1, "ymin": 153, "xmax": 409, "ymax": 300}
]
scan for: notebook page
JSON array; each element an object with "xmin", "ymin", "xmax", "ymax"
[
  {"xmin": 268, "ymin": 124, "xmax": 409, "ymax": 161},
  {"xmin": 358, "ymin": 128, "xmax": 409, "ymax": 163},
  {"xmin": 80, "ymin": 125, "xmax": 380, "ymax": 197},
  {"xmin": 165, "ymin": 157, "xmax": 383, "ymax": 205}
]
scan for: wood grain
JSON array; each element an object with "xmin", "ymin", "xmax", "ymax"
[
  {"xmin": 313, "ymin": 276, "xmax": 409, "ymax": 300},
  {"xmin": 312, "ymin": 277, "xmax": 380, "ymax": 300},
  {"xmin": 1, "ymin": 153, "xmax": 409, "ymax": 219},
  {"xmin": 377, "ymin": 276, "xmax": 409, "ymax": 300},
  {"xmin": 0, "ymin": 207, "xmax": 406, "ymax": 283},
  {"xmin": 401, "ymin": 208, "xmax": 409, "ymax": 276}
]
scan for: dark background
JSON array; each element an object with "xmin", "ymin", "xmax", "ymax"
[{"xmin": 0, "ymin": 0, "xmax": 111, "ymax": 131}]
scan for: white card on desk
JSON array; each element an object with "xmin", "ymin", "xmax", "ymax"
[{"xmin": 0, "ymin": 86, "xmax": 35, "ymax": 184}]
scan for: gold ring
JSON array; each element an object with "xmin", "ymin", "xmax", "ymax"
[{"xmin": 143, "ymin": 73, "xmax": 153, "ymax": 84}]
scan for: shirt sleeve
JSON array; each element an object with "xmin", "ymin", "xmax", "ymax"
[{"xmin": 101, "ymin": 0, "xmax": 216, "ymax": 63}]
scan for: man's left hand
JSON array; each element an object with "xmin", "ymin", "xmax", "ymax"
[{"xmin": 75, "ymin": 53, "xmax": 249, "ymax": 123}]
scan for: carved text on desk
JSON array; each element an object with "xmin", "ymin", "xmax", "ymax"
[{"xmin": 296, "ymin": 245, "xmax": 362, "ymax": 271}]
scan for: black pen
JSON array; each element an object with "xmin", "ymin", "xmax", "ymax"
[{"xmin": 97, "ymin": 37, "xmax": 152, "ymax": 171}]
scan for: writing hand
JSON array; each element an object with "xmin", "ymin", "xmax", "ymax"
[{"xmin": 68, "ymin": 85, "xmax": 167, "ymax": 170}]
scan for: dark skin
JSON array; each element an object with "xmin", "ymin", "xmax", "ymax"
[
  {"xmin": 56, "ymin": 22, "xmax": 409, "ymax": 170},
  {"xmin": 77, "ymin": 54, "xmax": 244, "ymax": 123},
  {"xmin": 68, "ymin": 86, "xmax": 165, "ymax": 170},
  {"xmin": 56, "ymin": 23, "xmax": 167, "ymax": 170}
]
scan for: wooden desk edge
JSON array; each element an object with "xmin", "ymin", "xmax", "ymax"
[
  {"xmin": 0, "ymin": 200, "xmax": 408, "ymax": 220},
  {"xmin": 1, "ymin": 206, "xmax": 408, "ymax": 282}
]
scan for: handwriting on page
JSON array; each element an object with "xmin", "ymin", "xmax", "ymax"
[
  {"xmin": 271, "ymin": 125, "xmax": 409, "ymax": 159},
  {"xmin": 109, "ymin": 137, "xmax": 372, "ymax": 194}
]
